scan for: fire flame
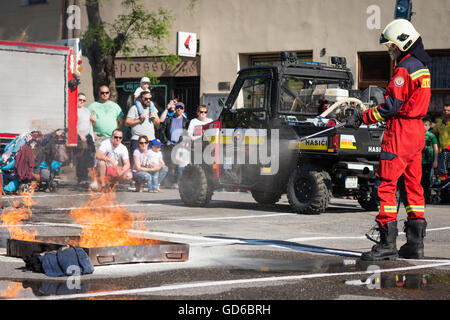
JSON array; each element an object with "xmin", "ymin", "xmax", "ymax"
[
  {"xmin": 1, "ymin": 179, "xmax": 154, "ymax": 248},
  {"xmin": 69, "ymin": 190, "xmax": 154, "ymax": 248},
  {"xmin": 0, "ymin": 283, "xmax": 25, "ymax": 299},
  {"xmin": 0, "ymin": 182, "xmax": 38, "ymax": 241}
]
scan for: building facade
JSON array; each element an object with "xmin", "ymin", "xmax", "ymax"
[{"xmin": 1, "ymin": 0, "xmax": 449, "ymax": 119}]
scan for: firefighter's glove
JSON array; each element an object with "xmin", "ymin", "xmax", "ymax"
[{"xmin": 344, "ymin": 110, "xmax": 363, "ymax": 129}]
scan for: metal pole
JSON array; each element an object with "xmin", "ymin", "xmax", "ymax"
[{"xmin": 298, "ymin": 122, "xmax": 345, "ymax": 142}]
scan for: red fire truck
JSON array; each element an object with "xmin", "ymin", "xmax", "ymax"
[{"xmin": 0, "ymin": 39, "xmax": 82, "ymax": 151}]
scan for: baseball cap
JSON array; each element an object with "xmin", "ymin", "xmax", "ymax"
[
  {"xmin": 151, "ymin": 139, "xmax": 163, "ymax": 146},
  {"xmin": 140, "ymin": 77, "xmax": 150, "ymax": 83}
]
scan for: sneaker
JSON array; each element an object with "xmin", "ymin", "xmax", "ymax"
[
  {"xmin": 156, "ymin": 188, "xmax": 164, "ymax": 193},
  {"xmin": 128, "ymin": 181, "xmax": 136, "ymax": 191}
]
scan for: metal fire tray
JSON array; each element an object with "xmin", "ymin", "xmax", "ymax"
[{"xmin": 7, "ymin": 236, "xmax": 189, "ymax": 266}]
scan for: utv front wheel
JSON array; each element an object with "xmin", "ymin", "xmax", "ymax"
[
  {"xmin": 179, "ymin": 165, "xmax": 212, "ymax": 207},
  {"xmin": 287, "ymin": 167, "xmax": 330, "ymax": 214}
]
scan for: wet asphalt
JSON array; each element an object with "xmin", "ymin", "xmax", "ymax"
[{"xmin": 1, "ymin": 167, "xmax": 449, "ymax": 305}]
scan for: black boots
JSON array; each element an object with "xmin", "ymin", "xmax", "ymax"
[
  {"xmin": 361, "ymin": 220, "xmax": 399, "ymax": 261},
  {"xmin": 398, "ymin": 220, "xmax": 427, "ymax": 259},
  {"xmin": 361, "ymin": 219, "xmax": 427, "ymax": 261}
]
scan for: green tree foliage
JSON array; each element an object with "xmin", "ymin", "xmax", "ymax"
[{"xmin": 82, "ymin": 0, "xmax": 181, "ymax": 101}]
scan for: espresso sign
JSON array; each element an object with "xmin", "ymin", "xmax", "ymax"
[{"xmin": 115, "ymin": 56, "xmax": 200, "ymax": 78}]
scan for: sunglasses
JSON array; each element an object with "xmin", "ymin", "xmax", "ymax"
[
  {"xmin": 199, "ymin": 111, "xmax": 207, "ymax": 114},
  {"xmin": 100, "ymin": 91, "xmax": 110, "ymax": 95},
  {"xmin": 78, "ymin": 98, "xmax": 86, "ymax": 102},
  {"xmin": 138, "ymin": 141, "xmax": 148, "ymax": 145},
  {"xmin": 143, "ymin": 98, "xmax": 151, "ymax": 101},
  {"xmin": 113, "ymin": 136, "xmax": 123, "ymax": 140},
  {"xmin": 176, "ymin": 106, "xmax": 184, "ymax": 110}
]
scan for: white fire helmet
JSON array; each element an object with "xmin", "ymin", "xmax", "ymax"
[{"xmin": 380, "ymin": 19, "xmax": 420, "ymax": 52}]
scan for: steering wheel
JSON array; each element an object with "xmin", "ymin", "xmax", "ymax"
[{"xmin": 319, "ymin": 97, "xmax": 367, "ymax": 122}]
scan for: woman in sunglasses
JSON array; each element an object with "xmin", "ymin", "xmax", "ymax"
[
  {"xmin": 132, "ymin": 135, "xmax": 155, "ymax": 192},
  {"xmin": 187, "ymin": 105, "xmax": 213, "ymax": 140}
]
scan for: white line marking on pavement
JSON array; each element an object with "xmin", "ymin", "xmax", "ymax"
[
  {"xmin": 1, "ymin": 193, "xmax": 100, "ymax": 199},
  {"xmin": 286, "ymin": 226, "xmax": 450, "ymax": 242},
  {"xmin": 161, "ymin": 213, "xmax": 292, "ymax": 221},
  {"xmin": 11, "ymin": 261, "xmax": 450, "ymax": 300},
  {"xmin": 32, "ymin": 203, "xmax": 161, "ymax": 211}
]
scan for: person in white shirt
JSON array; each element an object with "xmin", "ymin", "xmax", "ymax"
[
  {"xmin": 187, "ymin": 105, "xmax": 213, "ymax": 140},
  {"xmin": 75, "ymin": 92, "xmax": 96, "ymax": 184},
  {"xmin": 132, "ymin": 135, "xmax": 153, "ymax": 192},
  {"xmin": 92, "ymin": 129, "xmax": 132, "ymax": 190},
  {"xmin": 146, "ymin": 139, "xmax": 168, "ymax": 192}
]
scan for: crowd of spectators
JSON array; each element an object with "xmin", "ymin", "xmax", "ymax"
[{"xmin": 74, "ymin": 79, "xmax": 212, "ymax": 192}]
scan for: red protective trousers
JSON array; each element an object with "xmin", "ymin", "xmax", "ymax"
[{"xmin": 362, "ymin": 54, "xmax": 431, "ymax": 226}]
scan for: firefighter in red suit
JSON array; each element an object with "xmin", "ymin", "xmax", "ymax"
[{"xmin": 345, "ymin": 19, "xmax": 432, "ymax": 261}]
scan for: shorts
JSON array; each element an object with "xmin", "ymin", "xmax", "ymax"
[{"xmin": 106, "ymin": 166, "xmax": 131, "ymax": 178}]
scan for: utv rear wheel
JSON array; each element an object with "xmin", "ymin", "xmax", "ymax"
[
  {"xmin": 287, "ymin": 167, "xmax": 330, "ymax": 214},
  {"xmin": 251, "ymin": 191, "xmax": 282, "ymax": 205},
  {"xmin": 179, "ymin": 165, "xmax": 212, "ymax": 207}
]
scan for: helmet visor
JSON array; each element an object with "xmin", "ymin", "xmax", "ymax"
[{"xmin": 379, "ymin": 33, "xmax": 390, "ymax": 45}]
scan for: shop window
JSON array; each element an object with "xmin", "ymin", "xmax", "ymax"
[{"xmin": 358, "ymin": 52, "xmax": 392, "ymax": 90}]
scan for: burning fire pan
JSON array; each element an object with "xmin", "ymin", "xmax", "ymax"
[{"xmin": 6, "ymin": 236, "xmax": 189, "ymax": 266}]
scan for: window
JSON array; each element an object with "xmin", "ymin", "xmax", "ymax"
[
  {"xmin": 428, "ymin": 50, "xmax": 450, "ymax": 113},
  {"xmin": 358, "ymin": 51, "xmax": 392, "ymax": 90},
  {"xmin": 232, "ymin": 77, "xmax": 269, "ymax": 110},
  {"xmin": 232, "ymin": 69, "xmax": 271, "ymax": 109},
  {"xmin": 429, "ymin": 51, "xmax": 450, "ymax": 89},
  {"xmin": 21, "ymin": 0, "xmax": 47, "ymax": 6},
  {"xmin": 249, "ymin": 51, "xmax": 313, "ymax": 67},
  {"xmin": 279, "ymin": 76, "xmax": 340, "ymax": 115}
]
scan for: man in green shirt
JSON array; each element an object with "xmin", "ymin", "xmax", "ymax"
[
  {"xmin": 88, "ymin": 85, "xmax": 124, "ymax": 147},
  {"xmin": 422, "ymin": 118, "xmax": 438, "ymax": 202}
]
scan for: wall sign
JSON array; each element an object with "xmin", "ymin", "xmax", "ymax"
[
  {"xmin": 177, "ymin": 31, "xmax": 197, "ymax": 57},
  {"xmin": 114, "ymin": 56, "xmax": 200, "ymax": 78}
]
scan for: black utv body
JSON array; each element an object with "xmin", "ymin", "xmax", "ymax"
[{"xmin": 179, "ymin": 53, "xmax": 385, "ymax": 214}]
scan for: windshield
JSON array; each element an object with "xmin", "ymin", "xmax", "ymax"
[{"xmin": 279, "ymin": 75, "xmax": 342, "ymax": 116}]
